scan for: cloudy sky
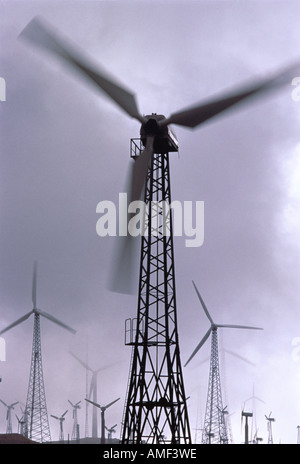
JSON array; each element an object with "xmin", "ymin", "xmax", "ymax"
[{"xmin": 1, "ymin": 0, "xmax": 300, "ymax": 444}]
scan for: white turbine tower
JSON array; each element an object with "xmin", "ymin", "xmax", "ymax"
[
  {"xmin": 50, "ymin": 410, "xmax": 68, "ymax": 442},
  {"xmin": 68, "ymin": 400, "xmax": 81, "ymax": 442},
  {"xmin": 265, "ymin": 412, "xmax": 275, "ymax": 444},
  {"xmin": 0, "ymin": 400, "xmax": 18, "ymax": 434}
]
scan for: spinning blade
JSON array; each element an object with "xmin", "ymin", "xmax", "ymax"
[
  {"xmin": 20, "ymin": 17, "xmax": 144, "ymax": 123},
  {"xmin": 19, "ymin": 17, "xmax": 300, "ymax": 294}
]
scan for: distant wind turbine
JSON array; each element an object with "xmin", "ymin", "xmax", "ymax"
[
  {"xmin": 50, "ymin": 410, "xmax": 68, "ymax": 442},
  {"xmin": 185, "ymin": 280, "xmax": 263, "ymax": 444},
  {"xmin": 85, "ymin": 397, "xmax": 120, "ymax": 444},
  {"xmin": 0, "ymin": 399, "xmax": 19, "ymax": 434},
  {"xmin": 0, "ymin": 262, "xmax": 76, "ymax": 442}
]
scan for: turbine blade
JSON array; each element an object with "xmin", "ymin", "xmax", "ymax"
[
  {"xmin": 217, "ymin": 324, "xmax": 263, "ymax": 330},
  {"xmin": 0, "ymin": 311, "xmax": 33, "ymax": 336},
  {"xmin": 184, "ymin": 327, "xmax": 212, "ymax": 367},
  {"xmin": 104, "ymin": 397, "xmax": 120, "ymax": 410},
  {"xmin": 62, "ymin": 410, "xmax": 68, "ymax": 417},
  {"xmin": 163, "ymin": 62, "xmax": 300, "ymax": 128},
  {"xmin": 38, "ymin": 310, "xmax": 76, "ymax": 334},
  {"xmin": 32, "ymin": 261, "xmax": 37, "ymax": 309},
  {"xmin": 20, "ymin": 17, "xmax": 144, "ymax": 122},
  {"xmin": 128, "ymin": 135, "xmax": 155, "ymax": 205},
  {"xmin": 0, "ymin": 399, "xmax": 8, "ymax": 407},
  {"xmin": 224, "ymin": 349, "xmax": 255, "ymax": 366},
  {"xmin": 51, "ymin": 415, "xmax": 59, "ymax": 420},
  {"xmin": 192, "ymin": 281, "xmax": 214, "ymax": 325},
  {"xmin": 85, "ymin": 398, "xmax": 101, "ymax": 409},
  {"xmin": 70, "ymin": 352, "xmax": 92, "ymax": 372},
  {"xmin": 108, "ymin": 135, "xmax": 154, "ymax": 294},
  {"xmin": 88, "ymin": 374, "xmax": 95, "ymax": 400}
]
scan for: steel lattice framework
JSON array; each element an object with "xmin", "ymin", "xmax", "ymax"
[
  {"xmin": 202, "ymin": 327, "xmax": 228, "ymax": 444},
  {"xmin": 121, "ymin": 151, "xmax": 191, "ymax": 444},
  {"xmin": 25, "ymin": 313, "xmax": 51, "ymax": 443}
]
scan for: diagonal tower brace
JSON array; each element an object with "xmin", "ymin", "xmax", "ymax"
[{"xmin": 122, "ymin": 151, "xmax": 191, "ymax": 444}]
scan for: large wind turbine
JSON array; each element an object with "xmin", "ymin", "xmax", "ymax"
[
  {"xmin": 85, "ymin": 397, "xmax": 120, "ymax": 444},
  {"xmin": 18, "ymin": 16, "xmax": 298, "ymax": 443},
  {"xmin": 185, "ymin": 281, "xmax": 263, "ymax": 444},
  {"xmin": 0, "ymin": 262, "xmax": 76, "ymax": 443}
]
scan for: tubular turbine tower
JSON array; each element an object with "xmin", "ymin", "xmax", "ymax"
[{"xmin": 18, "ymin": 16, "xmax": 300, "ymax": 444}]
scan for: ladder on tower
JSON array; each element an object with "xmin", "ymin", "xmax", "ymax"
[{"xmin": 120, "ymin": 344, "xmax": 134, "ymax": 441}]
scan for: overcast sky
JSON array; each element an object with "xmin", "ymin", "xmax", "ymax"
[{"xmin": 1, "ymin": 0, "xmax": 300, "ymax": 444}]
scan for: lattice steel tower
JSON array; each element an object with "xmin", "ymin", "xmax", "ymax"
[
  {"xmin": 121, "ymin": 145, "xmax": 191, "ymax": 444},
  {"xmin": 0, "ymin": 262, "xmax": 76, "ymax": 443},
  {"xmin": 185, "ymin": 281, "xmax": 262, "ymax": 444},
  {"xmin": 25, "ymin": 312, "xmax": 51, "ymax": 442},
  {"xmin": 202, "ymin": 327, "xmax": 228, "ymax": 444}
]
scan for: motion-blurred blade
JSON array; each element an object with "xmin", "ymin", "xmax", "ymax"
[
  {"xmin": 0, "ymin": 311, "xmax": 33, "ymax": 336},
  {"xmin": 128, "ymin": 135, "xmax": 154, "ymax": 205},
  {"xmin": 20, "ymin": 17, "xmax": 144, "ymax": 122},
  {"xmin": 217, "ymin": 324, "xmax": 263, "ymax": 330},
  {"xmin": 107, "ymin": 233, "xmax": 139, "ymax": 295},
  {"xmin": 184, "ymin": 327, "xmax": 212, "ymax": 367},
  {"xmin": 224, "ymin": 349, "xmax": 255, "ymax": 367},
  {"xmin": 192, "ymin": 281, "xmax": 214, "ymax": 325},
  {"xmin": 108, "ymin": 136, "xmax": 154, "ymax": 294},
  {"xmin": 104, "ymin": 397, "xmax": 120, "ymax": 410},
  {"xmin": 32, "ymin": 261, "xmax": 37, "ymax": 309},
  {"xmin": 70, "ymin": 352, "xmax": 92, "ymax": 372},
  {"xmin": 37, "ymin": 310, "xmax": 76, "ymax": 334},
  {"xmin": 163, "ymin": 62, "xmax": 300, "ymax": 128}
]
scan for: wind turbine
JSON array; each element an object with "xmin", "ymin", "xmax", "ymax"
[
  {"xmin": 241, "ymin": 409, "xmax": 253, "ymax": 445},
  {"xmin": 0, "ymin": 262, "xmax": 76, "ymax": 442},
  {"xmin": 50, "ymin": 410, "xmax": 68, "ymax": 442},
  {"xmin": 244, "ymin": 384, "xmax": 265, "ymax": 442},
  {"xmin": 70, "ymin": 351, "xmax": 116, "ymax": 439},
  {"xmin": 15, "ymin": 413, "xmax": 26, "ymax": 436},
  {"xmin": 68, "ymin": 400, "xmax": 81, "ymax": 442},
  {"xmin": 265, "ymin": 411, "xmax": 275, "ymax": 444},
  {"xmin": 85, "ymin": 397, "xmax": 120, "ymax": 444},
  {"xmin": 19, "ymin": 16, "xmax": 299, "ymax": 443},
  {"xmin": 185, "ymin": 281, "xmax": 263, "ymax": 444},
  {"xmin": 0, "ymin": 400, "xmax": 18, "ymax": 434},
  {"xmin": 105, "ymin": 423, "xmax": 117, "ymax": 440}
]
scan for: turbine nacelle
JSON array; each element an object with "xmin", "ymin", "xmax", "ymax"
[{"xmin": 140, "ymin": 114, "xmax": 178, "ymax": 154}]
